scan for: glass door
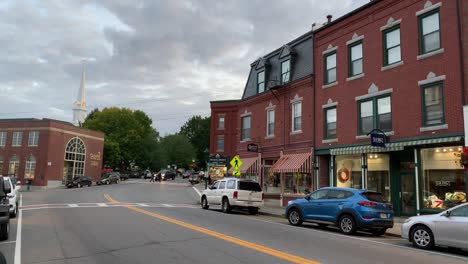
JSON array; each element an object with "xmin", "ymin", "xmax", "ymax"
[{"xmin": 400, "ymin": 172, "xmax": 416, "ymax": 216}]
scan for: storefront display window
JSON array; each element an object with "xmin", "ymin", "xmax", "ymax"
[
  {"xmin": 263, "ymin": 163, "xmax": 281, "ymax": 193},
  {"xmin": 421, "ymin": 147, "xmax": 466, "ymax": 210},
  {"xmin": 367, "ymin": 154, "xmax": 390, "ymax": 201},
  {"xmin": 283, "ymin": 173, "xmax": 312, "ymax": 194},
  {"xmin": 336, "ymin": 155, "xmax": 362, "ymax": 189},
  {"xmin": 209, "ymin": 166, "xmax": 227, "ymax": 181}
]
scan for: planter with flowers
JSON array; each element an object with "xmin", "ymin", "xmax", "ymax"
[{"xmin": 454, "ymin": 147, "xmax": 468, "ymax": 170}]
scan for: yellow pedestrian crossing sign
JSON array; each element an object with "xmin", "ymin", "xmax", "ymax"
[
  {"xmin": 232, "ymin": 170, "xmax": 241, "ymax": 176},
  {"xmin": 230, "ymin": 155, "xmax": 242, "ymax": 170}
]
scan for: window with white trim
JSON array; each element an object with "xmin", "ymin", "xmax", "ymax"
[
  {"xmin": 12, "ymin": 132, "xmax": 22, "ymax": 147},
  {"xmin": 28, "ymin": 131, "xmax": 39, "ymax": 146},
  {"xmin": 257, "ymin": 71, "xmax": 265, "ymax": 93},
  {"xmin": 0, "ymin": 132, "xmax": 6, "ymax": 147},
  {"xmin": 348, "ymin": 42, "xmax": 363, "ymax": 77},
  {"xmin": 325, "ymin": 107, "xmax": 337, "ymax": 139},
  {"xmin": 217, "ymin": 135, "xmax": 224, "ymax": 152},
  {"xmin": 9, "ymin": 156, "xmax": 19, "ymax": 175},
  {"xmin": 421, "ymin": 81, "xmax": 444, "ymax": 126},
  {"xmin": 418, "ymin": 9, "xmax": 441, "ymax": 54},
  {"xmin": 267, "ymin": 110, "xmax": 275, "ymax": 136},
  {"xmin": 383, "ymin": 26, "xmax": 401, "ymax": 66},
  {"xmin": 358, "ymin": 96, "xmax": 392, "ymax": 135},
  {"xmin": 241, "ymin": 115, "xmax": 251, "ymax": 141},
  {"xmin": 218, "ymin": 116, "xmax": 225, "ymax": 130},
  {"xmin": 25, "ymin": 156, "xmax": 36, "ymax": 179},
  {"xmin": 324, "ymin": 52, "xmax": 337, "ymax": 84},
  {"xmin": 292, "ymin": 102, "xmax": 302, "ymax": 132}
]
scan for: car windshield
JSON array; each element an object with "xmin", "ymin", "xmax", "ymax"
[
  {"xmin": 238, "ymin": 181, "xmax": 262, "ymax": 192},
  {"xmin": 361, "ymin": 192, "xmax": 386, "ymax": 203},
  {"xmin": 3, "ymin": 179, "xmax": 11, "ymax": 192}
]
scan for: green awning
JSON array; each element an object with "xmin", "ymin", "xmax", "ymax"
[{"xmin": 330, "ymin": 136, "xmax": 462, "ymax": 156}]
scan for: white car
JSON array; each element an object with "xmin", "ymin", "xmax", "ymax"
[
  {"xmin": 3, "ymin": 177, "xmax": 20, "ymax": 218},
  {"xmin": 201, "ymin": 178, "xmax": 264, "ymax": 215},
  {"xmin": 401, "ymin": 202, "xmax": 468, "ymax": 250}
]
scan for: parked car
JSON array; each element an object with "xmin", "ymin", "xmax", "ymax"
[
  {"xmin": 3, "ymin": 177, "xmax": 20, "ymax": 218},
  {"xmin": 201, "ymin": 178, "xmax": 264, "ymax": 215},
  {"xmin": 129, "ymin": 170, "xmax": 141, "ymax": 178},
  {"xmin": 157, "ymin": 170, "xmax": 176, "ymax": 181},
  {"xmin": 97, "ymin": 173, "xmax": 120, "ymax": 185},
  {"xmin": 401, "ymin": 202, "xmax": 468, "ymax": 250},
  {"xmin": 285, "ymin": 187, "xmax": 394, "ymax": 236},
  {"xmin": 66, "ymin": 176, "xmax": 92, "ymax": 188},
  {"xmin": 189, "ymin": 172, "xmax": 200, "ymax": 184},
  {"xmin": 0, "ymin": 177, "xmax": 10, "ymax": 240},
  {"xmin": 183, "ymin": 170, "xmax": 194, "ymax": 179},
  {"xmin": 143, "ymin": 170, "xmax": 153, "ymax": 179},
  {"xmin": 119, "ymin": 172, "xmax": 129, "ymax": 181}
]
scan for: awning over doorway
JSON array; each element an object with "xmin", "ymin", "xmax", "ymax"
[
  {"xmin": 271, "ymin": 152, "xmax": 312, "ymax": 173},
  {"xmin": 330, "ymin": 136, "xmax": 462, "ymax": 156},
  {"xmin": 227, "ymin": 157, "xmax": 259, "ymax": 174}
]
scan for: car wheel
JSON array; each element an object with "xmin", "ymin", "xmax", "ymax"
[
  {"xmin": 287, "ymin": 208, "xmax": 303, "ymax": 226},
  {"xmin": 339, "ymin": 215, "xmax": 357, "ymax": 235},
  {"xmin": 106, "ymin": 181, "xmax": 110, "ymax": 185},
  {"xmin": 411, "ymin": 226, "xmax": 434, "ymax": 250},
  {"xmin": 371, "ymin": 228, "xmax": 387, "ymax": 236},
  {"xmin": 10, "ymin": 203, "xmax": 18, "ymax": 218},
  {"xmin": 201, "ymin": 196, "xmax": 209, "ymax": 209},
  {"xmin": 78, "ymin": 183, "xmax": 82, "ymax": 188},
  {"xmin": 88, "ymin": 183, "xmax": 92, "ymax": 187},
  {"xmin": 248, "ymin": 207, "xmax": 259, "ymax": 215},
  {"xmin": 0, "ymin": 223, "xmax": 9, "ymax": 241},
  {"xmin": 221, "ymin": 198, "xmax": 231, "ymax": 213}
]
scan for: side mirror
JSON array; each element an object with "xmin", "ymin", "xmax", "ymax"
[
  {"xmin": 4, "ymin": 185, "xmax": 11, "ymax": 194},
  {"xmin": 443, "ymin": 211, "xmax": 451, "ymax": 217},
  {"xmin": 304, "ymin": 195, "xmax": 311, "ymax": 201}
]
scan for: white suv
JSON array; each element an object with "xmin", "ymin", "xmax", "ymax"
[
  {"xmin": 3, "ymin": 177, "xmax": 20, "ymax": 218},
  {"xmin": 201, "ymin": 178, "xmax": 264, "ymax": 215}
]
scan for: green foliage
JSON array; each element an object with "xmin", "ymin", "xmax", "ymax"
[
  {"xmin": 160, "ymin": 133, "xmax": 196, "ymax": 169},
  {"xmin": 179, "ymin": 116, "xmax": 211, "ymax": 167}
]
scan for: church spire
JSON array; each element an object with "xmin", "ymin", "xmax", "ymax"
[{"xmin": 73, "ymin": 61, "xmax": 88, "ymax": 126}]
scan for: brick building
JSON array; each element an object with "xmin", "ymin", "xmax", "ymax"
[
  {"xmin": 0, "ymin": 118, "xmax": 104, "ymax": 187},
  {"xmin": 210, "ymin": 32, "xmax": 314, "ymax": 205},
  {"xmin": 314, "ymin": 0, "xmax": 467, "ymax": 216}
]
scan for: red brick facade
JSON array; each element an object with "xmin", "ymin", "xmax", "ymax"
[{"xmin": 0, "ymin": 119, "xmax": 104, "ymax": 187}]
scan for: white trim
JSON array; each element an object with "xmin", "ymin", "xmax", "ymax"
[
  {"xmin": 380, "ymin": 19, "xmax": 402, "ymax": 31},
  {"xmin": 381, "ymin": 61, "xmax": 404, "ymax": 71},
  {"xmin": 291, "ymin": 101, "xmax": 302, "ymax": 133},
  {"xmin": 264, "ymin": 135, "xmax": 275, "ymax": 139},
  {"xmin": 415, "ymin": 2, "xmax": 442, "ymax": 17},
  {"xmin": 322, "ymin": 46, "xmax": 337, "ymax": 55},
  {"xmin": 290, "ymin": 95, "xmax": 303, "ymax": 104},
  {"xmin": 355, "ymin": 88, "xmax": 393, "ymax": 101},
  {"xmin": 290, "ymin": 130, "xmax": 302, "ymax": 135},
  {"xmin": 322, "ymin": 81, "xmax": 338, "ymax": 89},
  {"xmin": 417, "ymin": 48, "xmax": 444, "ymax": 61},
  {"xmin": 418, "ymin": 74, "xmax": 445, "ymax": 86},
  {"xmin": 240, "ymin": 111, "xmax": 251, "ymax": 118},
  {"xmin": 356, "ymin": 131, "xmax": 394, "ymax": 139},
  {"xmin": 322, "ymin": 102, "xmax": 338, "ymax": 109},
  {"xmin": 346, "ymin": 35, "xmax": 364, "ymax": 46},
  {"xmin": 346, "ymin": 73, "xmax": 365, "ymax": 82},
  {"xmin": 266, "ymin": 109, "xmax": 275, "ymax": 137},
  {"xmin": 419, "ymin": 124, "xmax": 448, "ymax": 132},
  {"xmin": 240, "ymin": 139, "xmax": 252, "ymax": 143},
  {"xmin": 265, "ymin": 103, "xmax": 276, "ymax": 111},
  {"xmin": 322, "ymin": 138, "xmax": 338, "ymax": 144}
]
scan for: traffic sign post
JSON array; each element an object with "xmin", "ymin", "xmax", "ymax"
[
  {"xmin": 232, "ymin": 170, "xmax": 241, "ymax": 176},
  {"xmin": 230, "ymin": 155, "xmax": 243, "ymax": 177}
]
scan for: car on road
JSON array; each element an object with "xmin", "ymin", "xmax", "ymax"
[
  {"xmin": 401, "ymin": 202, "xmax": 468, "ymax": 250},
  {"xmin": 66, "ymin": 176, "xmax": 92, "ymax": 188},
  {"xmin": 119, "ymin": 172, "xmax": 129, "ymax": 181},
  {"xmin": 129, "ymin": 170, "xmax": 141, "ymax": 178},
  {"xmin": 143, "ymin": 170, "xmax": 153, "ymax": 179},
  {"xmin": 3, "ymin": 177, "xmax": 20, "ymax": 218},
  {"xmin": 189, "ymin": 172, "xmax": 200, "ymax": 184},
  {"xmin": 183, "ymin": 170, "xmax": 194, "ymax": 179},
  {"xmin": 285, "ymin": 187, "xmax": 394, "ymax": 236},
  {"xmin": 97, "ymin": 173, "xmax": 120, "ymax": 185},
  {"xmin": 157, "ymin": 170, "xmax": 176, "ymax": 181},
  {"xmin": 201, "ymin": 178, "xmax": 264, "ymax": 215},
  {"xmin": 0, "ymin": 177, "xmax": 11, "ymax": 240}
]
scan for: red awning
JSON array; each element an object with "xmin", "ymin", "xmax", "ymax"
[
  {"xmin": 228, "ymin": 157, "xmax": 259, "ymax": 174},
  {"xmin": 271, "ymin": 152, "xmax": 312, "ymax": 173}
]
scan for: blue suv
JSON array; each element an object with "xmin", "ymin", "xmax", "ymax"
[{"xmin": 285, "ymin": 187, "xmax": 394, "ymax": 236}]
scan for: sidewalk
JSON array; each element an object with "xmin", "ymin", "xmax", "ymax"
[{"xmin": 192, "ymin": 184, "xmax": 402, "ymax": 237}]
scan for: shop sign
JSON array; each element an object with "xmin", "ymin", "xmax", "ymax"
[
  {"xmin": 370, "ymin": 133, "xmax": 386, "ymax": 148},
  {"xmin": 435, "ymin": 181, "xmax": 452, "ymax": 187},
  {"xmin": 209, "ymin": 154, "xmax": 228, "ymax": 166},
  {"xmin": 247, "ymin": 143, "xmax": 259, "ymax": 152}
]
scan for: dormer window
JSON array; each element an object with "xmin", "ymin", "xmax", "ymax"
[
  {"xmin": 281, "ymin": 60, "xmax": 290, "ymax": 84},
  {"xmin": 257, "ymin": 71, "xmax": 265, "ymax": 93}
]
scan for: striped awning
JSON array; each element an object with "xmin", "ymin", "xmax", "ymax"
[
  {"xmin": 330, "ymin": 136, "xmax": 462, "ymax": 156},
  {"xmin": 271, "ymin": 152, "xmax": 312, "ymax": 173},
  {"xmin": 227, "ymin": 157, "xmax": 259, "ymax": 174}
]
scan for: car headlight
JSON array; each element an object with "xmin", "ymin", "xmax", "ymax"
[{"xmin": 287, "ymin": 201, "xmax": 293, "ymax": 205}]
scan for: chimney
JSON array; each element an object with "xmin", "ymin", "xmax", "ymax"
[{"xmin": 327, "ymin": 15, "xmax": 332, "ymax": 23}]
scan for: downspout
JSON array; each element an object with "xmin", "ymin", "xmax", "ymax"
[{"xmin": 311, "ymin": 29, "xmax": 318, "ymax": 189}]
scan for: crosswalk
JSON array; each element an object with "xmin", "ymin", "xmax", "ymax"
[{"xmin": 20, "ymin": 202, "xmax": 199, "ymax": 211}]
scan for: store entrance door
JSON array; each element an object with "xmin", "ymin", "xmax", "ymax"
[{"xmin": 399, "ymin": 172, "xmax": 416, "ymax": 216}]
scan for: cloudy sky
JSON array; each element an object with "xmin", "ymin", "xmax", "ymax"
[{"xmin": 0, "ymin": 0, "xmax": 368, "ymax": 135}]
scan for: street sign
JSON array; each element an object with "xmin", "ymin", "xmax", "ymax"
[
  {"xmin": 370, "ymin": 133, "xmax": 386, "ymax": 148},
  {"xmin": 232, "ymin": 170, "xmax": 241, "ymax": 176},
  {"xmin": 230, "ymin": 155, "xmax": 243, "ymax": 170},
  {"xmin": 209, "ymin": 154, "xmax": 228, "ymax": 166}
]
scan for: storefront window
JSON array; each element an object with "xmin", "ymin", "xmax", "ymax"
[
  {"xmin": 367, "ymin": 154, "xmax": 390, "ymax": 201},
  {"xmin": 336, "ymin": 155, "xmax": 362, "ymax": 189},
  {"xmin": 421, "ymin": 147, "xmax": 466, "ymax": 210},
  {"xmin": 263, "ymin": 160, "xmax": 281, "ymax": 193},
  {"xmin": 283, "ymin": 173, "xmax": 312, "ymax": 195}
]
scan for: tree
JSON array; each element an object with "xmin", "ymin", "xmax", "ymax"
[
  {"xmin": 180, "ymin": 116, "xmax": 211, "ymax": 168},
  {"xmin": 159, "ymin": 133, "xmax": 196, "ymax": 169},
  {"xmin": 83, "ymin": 107, "xmax": 159, "ymax": 170}
]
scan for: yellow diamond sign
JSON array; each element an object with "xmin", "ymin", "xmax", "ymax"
[
  {"xmin": 230, "ymin": 155, "xmax": 243, "ymax": 170},
  {"xmin": 232, "ymin": 170, "xmax": 241, "ymax": 176}
]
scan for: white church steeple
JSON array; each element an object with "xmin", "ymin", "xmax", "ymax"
[{"xmin": 73, "ymin": 62, "xmax": 88, "ymax": 126}]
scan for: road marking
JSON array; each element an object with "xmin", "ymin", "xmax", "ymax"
[
  {"xmin": 192, "ymin": 186, "xmax": 201, "ymax": 197},
  {"xmin": 14, "ymin": 193, "xmax": 22, "ymax": 264},
  {"xmin": 161, "ymin": 204, "xmax": 173, "ymax": 207},
  {"xmin": 104, "ymin": 194, "xmax": 320, "ymax": 264},
  {"xmin": 137, "ymin": 203, "xmax": 149, "ymax": 207},
  {"xmin": 97, "ymin": 203, "xmax": 107, "ymax": 207},
  {"xmin": 68, "ymin": 204, "xmax": 78, "ymax": 207},
  {"xmin": 0, "ymin": 240, "xmax": 16, "ymax": 245}
]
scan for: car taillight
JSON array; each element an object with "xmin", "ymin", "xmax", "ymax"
[
  {"xmin": 363, "ymin": 216, "xmax": 372, "ymax": 219},
  {"xmin": 233, "ymin": 191, "xmax": 238, "ymax": 199},
  {"xmin": 358, "ymin": 201, "xmax": 378, "ymax": 207}
]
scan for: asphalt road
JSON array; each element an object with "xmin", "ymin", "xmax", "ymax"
[{"xmin": 1, "ymin": 177, "xmax": 467, "ymax": 264}]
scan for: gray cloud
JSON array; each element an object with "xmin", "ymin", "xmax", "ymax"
[{"xmin": 0, "ymin": 0, "xmax": 368, "ymax": 135}]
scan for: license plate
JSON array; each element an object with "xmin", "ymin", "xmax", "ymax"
[{"xmin": 380, "ymin": 213, "xmax": 387, "ymax": 219}]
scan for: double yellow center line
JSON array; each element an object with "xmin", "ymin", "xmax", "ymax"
[{"xmin": 104, "ymin": 194, "xmax": 320, "ymax": 264}]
